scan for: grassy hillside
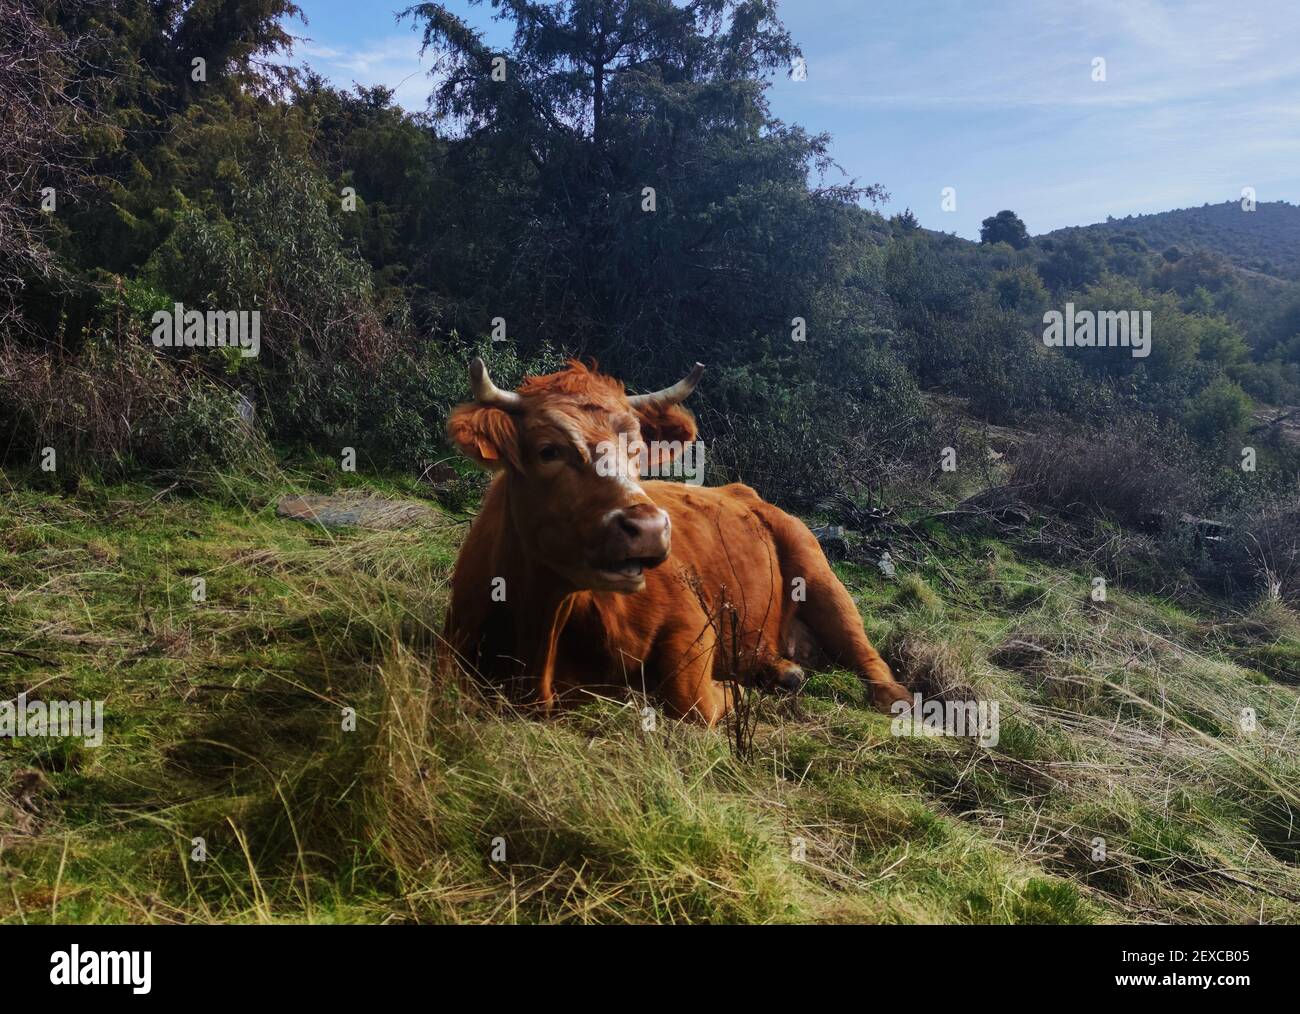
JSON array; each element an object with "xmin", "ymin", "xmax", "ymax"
[
  {"xmin": 2, "ymin": 463, "xmax": 1297, "ymax": 924},
  {"xmin": 1055, "ymin": 200, "xmax": 1300, "ymax": 281}
]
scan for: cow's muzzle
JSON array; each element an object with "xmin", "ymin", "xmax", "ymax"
[{"xmin": 592, "ymin": 504, "xmax": 671, "ymax": 590}]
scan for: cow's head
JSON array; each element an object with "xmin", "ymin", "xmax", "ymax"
[{"xmin": 448, "ymin": 358, "xmax": 702, "ymax": 593}]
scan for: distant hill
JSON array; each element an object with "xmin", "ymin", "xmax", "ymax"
[{"xmin": 1044, "ymin": 200, "xmax": 1300, "ymax": 282}]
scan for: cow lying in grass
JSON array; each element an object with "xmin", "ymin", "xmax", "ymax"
[{"xmin": 442, "ymin": 358, "xmax": 911, "ymax": 724}]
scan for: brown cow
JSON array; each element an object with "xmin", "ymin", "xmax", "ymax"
[{"xmin": 442, "ymin": 357, "xmax": 911, "ymax": 724}]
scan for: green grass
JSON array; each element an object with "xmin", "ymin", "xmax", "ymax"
[{"xmin": 1, "ymin": 465, "xmax": 1298, "ymax": 923}]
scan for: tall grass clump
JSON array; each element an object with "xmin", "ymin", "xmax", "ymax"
[{"xmin": 365, "ymin": 646, "xmax": 812, "ymax": 924}]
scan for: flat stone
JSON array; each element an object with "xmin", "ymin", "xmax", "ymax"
[
  {"xmin": 276, "ymin": 494, "xmax": 437, "ymax": 531},
  {"xmin": 811, "ymin": 524, "xmax": 848, "ymax": 558}
]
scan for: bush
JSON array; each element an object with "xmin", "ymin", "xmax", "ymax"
[
  {"xmin": 143, "ymin": 150, "xmax": 416, "ymax": 459},
  {"xmin": 0, "ymin": 339, "xmax": 266, "ymax": 478},
  {"xmin": 698, "ymin": 341, "xmax": 935, "ymax": 510},
  {"xmin": 966, "ymin": 337, "xmax": 1118, "ymax": 426},
  {"xmin": 992, "ymin": 266, "xmax": 1049, "ymax": 316},
  {"xmin": 1183, "ymin": 377, "xmax": 1252, "ymax": 445},
  {"xmin": 1211, "ymin": 501, "xmax": 1300, "ymax": 605},
  {"xmin": 1011, "ymin": 420, "xmax": 1199, "ymax": 526}
]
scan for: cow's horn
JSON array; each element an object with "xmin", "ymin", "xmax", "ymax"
[
  {"xmin": 469, "ymin": 357, "xmax": 523, "ymax": 410},
  {"xmin": 627, "ymin": 362, "xmax": 705, "ymax": 408}
]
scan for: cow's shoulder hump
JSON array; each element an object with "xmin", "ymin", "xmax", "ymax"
[{"xmin": 716, "ymin": 482, "xmax": 762, "ymax": 503}]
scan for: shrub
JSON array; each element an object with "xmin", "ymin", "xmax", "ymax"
[
  {"xmin": 966, "ymin": 339, "xmax": 1117, "ymax": 425},
  {"xmin": 992, "ymin": 266, "xmax": 1049, "ymax": 316},
  {"xmin": 1011, "ymin": 420, "xmax": 1199, "ymax": 526},
  {"xmin": 1183, "ymin": 377, "xmax": 1252, "ymax": 445},
  {"xmin": 1211, "ymin": 501, "xmax": 1300, "ymax": 605},
  {"xmin": 698, "ymin": 341, "xmax": 935, "ymax": 510},
  {"xmin": 0, "ymin": 339, "xmax": 265, "ymax": 478},
  {"xmin": 142, "ymin": 150, "xmax": 420, "ymax": 459}
]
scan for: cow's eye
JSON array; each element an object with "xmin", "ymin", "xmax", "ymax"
[{"xmin": 538, "ymin": 444, "xmax": 561, "ymax": 463}]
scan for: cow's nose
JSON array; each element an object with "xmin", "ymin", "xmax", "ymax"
[{"xmin": 610, "ymin": 504, "xmax": 670, "ymax": 559}]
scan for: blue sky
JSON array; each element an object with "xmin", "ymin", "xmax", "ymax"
[{"xmin": 284, "ymin": 0, "xmax": 1300, "ymax": 239}]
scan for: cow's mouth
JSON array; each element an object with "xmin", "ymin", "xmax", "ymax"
[{"xmin": 591, "ymin": 554, "xmax": 667, "ymax": 589}]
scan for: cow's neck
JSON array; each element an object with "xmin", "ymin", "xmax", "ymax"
[
  {"xmin": 496, "ymin": 483, "xmax": 631, "ymax": 704},
  {"xmin": 493, "ymin": 485, "xmax": 589, "ymax": 705}
]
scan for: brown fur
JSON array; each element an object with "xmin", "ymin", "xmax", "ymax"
[{"xmin": 442, "ymin": 362, "xmax": 910, "ymax": 724}]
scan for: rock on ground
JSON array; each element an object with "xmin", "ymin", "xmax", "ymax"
[{"xmin": 276, "ymin": 494, "xmax": 436, "ymax": 531}]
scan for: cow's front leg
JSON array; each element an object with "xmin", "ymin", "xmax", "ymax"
[{"xmin": 654, "ymin": 625, "xmax": 735, "ymax": 726}]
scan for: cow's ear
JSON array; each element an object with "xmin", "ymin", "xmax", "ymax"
[
  {"xmin": 634, "ymin": 403, "xmax": 697, "ymax": 466},
  {"xmin": 447, "ymin": 403, "xmax": 521, "ymax": 471}
]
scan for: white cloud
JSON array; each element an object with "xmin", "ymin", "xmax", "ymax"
[
  {"xmin": 285, "ymin": 33, "xmax": 439, "ymax": 110},
  {"xmin": 799, "ymin": 0, "xmax": 1300, "ymax": 111}
]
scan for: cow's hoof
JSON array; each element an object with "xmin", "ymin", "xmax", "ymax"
[
  {"xmin": 750, "ymin": 659, "xmax": 806, "ymax": 695},
  {"xmin": 772, "ymin": 662, "xmax": 806, "ymax": 695},
  {"xmin": 871, "ymin": 681, "xmax": 915, "ymax": 714},
  {"xmin": 759, "ymin": 660, "xmax": 806, "ymax": 691}
]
